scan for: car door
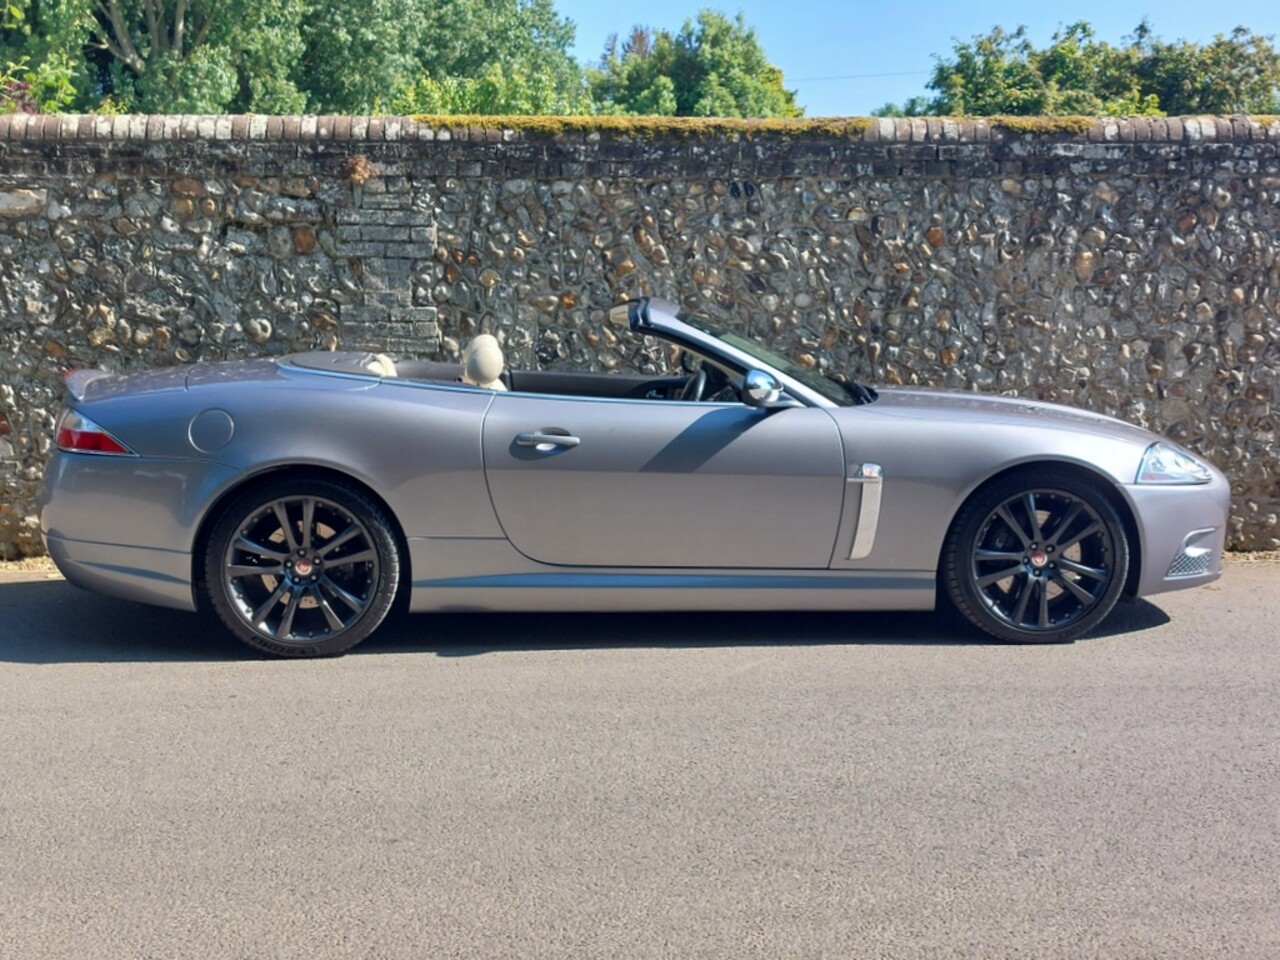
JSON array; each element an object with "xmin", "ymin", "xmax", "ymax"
[{"xmin": 481, "ymin": 393, "xmax": 846, "ymax": 568}]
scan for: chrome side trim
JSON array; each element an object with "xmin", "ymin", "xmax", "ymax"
[{"xmin": 848, "ymin": 463, "xmax": 884, "ymax": 560}]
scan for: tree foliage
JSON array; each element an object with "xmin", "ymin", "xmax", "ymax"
[
  {"xmin": 1, "ymin": 0, "xmax": 309, "ymax": 112},
  {"xmin": 297, "ymin": 0, "xmax": 422, "ymax": 113},
  {"xmin": 589, "ymin": 10, "xmax": 799, "ymax": 118},
  {"xmin": 877, "ymin": 21, "xmax": 1280, "ymax": 117},
  {"xmin": 0, "ymin": 0, "xmax": 585, "ymax": 113},
  {"xmin": 393, "ymin": 0, "xmax": 587, "ymax": 115},
  {"xmin": 5, "ymin": 1, "xmax": 794, "ymax": 117}
]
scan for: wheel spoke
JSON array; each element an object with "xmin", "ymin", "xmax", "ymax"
[
  {"xmin": 1054, "ymin": 571, "xmax": 1096, "ymax": 604},
  {"xmin": 1057, "ymin": 520, "xmax": 1102, "ymax": 553},
  {"xmin": 1058, "ymin": 557, "xmax": 1108, "ymax": 580},
  {"xmin": 326, "ymin": 549, "xmax": 374, "ymax": 569},
  {"xmin": 995, "ymin": 505, "xmax": 1032, "ymax": 548},
  {"xmin": 300, "ymin": 498, "xmax": 316, "ymax": 552},
  {"xmin": 315, "ymin": 590, "xmax": 346, "ymax": 631},
  {"xmin": 272, "ymin": 501, "xmax": 299, "ymax": 553},
  {"xmin": 317, "ymin": 524, "xmax": 361, "ymax": 558},
  {"xmin": 236, "ymin": 536, "xmax": 288, "ymax": 562},
  {"xmin": 320, "ymin": 575, "xmax": 366, "ymax": 613},
  {"xmin": 228, "ymin": 563, "xmax": 283, "ymax": 579},
  {"xmin": 1011, "ymin": 575, "xmax": 1035, "ymax": 625},
  {"xmin": 1038, "ymin": 578, "xmax": 1050, "ymax": 628},
  {"xmin": 252, "ymin": 582, "xmax": 289, "ymax": 625},
  {"xmin": 1023, "ymin": 494, "xmax": 1044, "ymax": 542},
  {"xmin": 277, "ymin": 589, "xmax": 302, "ymax": 639},
  {"xmin": 975, "ymin": 549, "xmax": 1024, "ymax": 562},
  {"xmin": 1046, "ymin": 503, "xmax": 1083, "ymax": 547},
  {"xmin": 977, "ymin": 564, "xmax": 1025, "ymax": 587}
]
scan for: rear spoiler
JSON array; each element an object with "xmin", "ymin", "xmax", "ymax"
[{"xmin": 63, "ymin": 369, "xmax": 114, "ymax": 402}]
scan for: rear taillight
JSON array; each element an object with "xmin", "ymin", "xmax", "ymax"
[{"xmin": 55, "ymin": 410, "xmax": 134, "ymax": 456}]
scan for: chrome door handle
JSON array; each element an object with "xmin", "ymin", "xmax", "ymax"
[{"xmin": 515, "ymin": 432, "xmax": 581, "ymax": 448}]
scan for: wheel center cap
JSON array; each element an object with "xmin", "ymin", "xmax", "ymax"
[
  {"xmin": 1029, "ymin": 550, "xmax": 1049, "ymax": 568},
  {"xmin": 295, "ymin": 558, "xmax": 314, "ymax": 577}
]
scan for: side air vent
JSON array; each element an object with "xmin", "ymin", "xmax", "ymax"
[{"xmin": 1165, "ymin": 528, "xmax": 1216, "ymax": 579}]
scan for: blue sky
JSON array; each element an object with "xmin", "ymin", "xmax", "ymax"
[{"xmin": 554, "ymin": 0, "xmax": 1280, "ymax": 115}]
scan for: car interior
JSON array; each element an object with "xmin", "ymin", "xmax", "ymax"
[{"xmin": 336, "ymin": 335, "xmax": 742, "ymax": 403}]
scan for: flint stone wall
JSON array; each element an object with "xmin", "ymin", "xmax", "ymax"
[{"xmin": 0, "ymin": 114, "xmax": 1278, "ymax": 557}]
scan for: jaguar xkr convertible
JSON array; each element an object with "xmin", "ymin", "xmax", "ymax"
[{"xmin": 40, "ymin": 298, "xmax": 1229, "ymax": 657}]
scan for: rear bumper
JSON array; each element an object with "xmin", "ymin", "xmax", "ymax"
[
  {"xmin": 39, "ymin": 450, "xmax": 240, "ymax": 613},
  {"xmin": 44, "ymin": 533, "xmax": 196, "ymax": 611},
  {"xmin": 1122, "ymin": 473, "xmax": 1232, "ymax": 598}
]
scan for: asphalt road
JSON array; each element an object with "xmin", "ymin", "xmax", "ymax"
[{"xmin": 0, "ymin": 562, "xmax": 1277, "ymax": 959}]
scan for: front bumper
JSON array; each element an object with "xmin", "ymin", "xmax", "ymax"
[{"xmin": 1122, "ymin": 471, "xmax": 1232, "ymax": 598}]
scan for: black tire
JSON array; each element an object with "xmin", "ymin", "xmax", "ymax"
[
  {"xmin": 942, "ymin": 470, "xmax": 1130, "ymax": 644},
  {"xmin": 203, "ymin": 477, "xmax": 401, "ymax": 657}
]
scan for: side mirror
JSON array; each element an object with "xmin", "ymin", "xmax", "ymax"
[{"xmin": 742, "ymin": 369, "xmax": 799, "ymax": 409}]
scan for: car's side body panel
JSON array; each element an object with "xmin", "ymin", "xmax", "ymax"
[
  {"xmin": 42, "ymin": 368, "xmax": 504, "ymax": 611},
  {"xmin": 481, "ymin": 392, "xmax": 847, "ymax": 568},
  {"xmin": 179, "ymin": 371, "xmax": 502, "ymax": 541},
  {"xmin": 818, "ymin": 399, "xmax": 1151, "ymax": 575}
]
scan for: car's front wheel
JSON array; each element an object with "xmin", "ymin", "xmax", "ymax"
[
  {"xmin": 942, "ymin": 470, "xmax": 1130, "ymax": 643},
  {"xmin": 204, "ymin": 477, "xmax": 401, "ymax": 657}
]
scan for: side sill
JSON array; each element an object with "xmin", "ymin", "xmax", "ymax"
[{"xmin": 408, "ymin": 570, "xmax": 935, "ymax": 613}]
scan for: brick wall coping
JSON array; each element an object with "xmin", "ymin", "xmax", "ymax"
[{"xmin": 2, "ymin": 113, "xmax": 1279, "ymax": 145}]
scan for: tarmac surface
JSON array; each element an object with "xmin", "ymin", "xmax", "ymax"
[{"xmin": 1, "ymin": 560, "xmax": 1277, "ymax": 959}]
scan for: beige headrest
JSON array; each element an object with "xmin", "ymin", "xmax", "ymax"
[
  {"xmin": 365, "ymin": 353, "xmax": 396, "ymax": 378},
  {"xmin": 462, "ymin": 336, "xmax": 506, "ymax": 390},
  {"xmin": 462, "ymin": 334, "xmax": 499, "ymax": 364}
]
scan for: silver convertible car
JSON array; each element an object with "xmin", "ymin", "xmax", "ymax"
[{"xmin": 41, "ymin": 298, "xmax": 1229, "ymax": 657}]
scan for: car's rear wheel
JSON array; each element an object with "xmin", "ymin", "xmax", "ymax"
[
  {"xmin": 943, "ymin": 470, "xmax": 1129, "ymax": 643},
  {"xmin": 204, "ymin": 478, "xmax": 401, "ymax": 657}
]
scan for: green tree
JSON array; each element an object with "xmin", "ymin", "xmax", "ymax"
[
  {"xmin": 2, "ymin": 0, "xmax": 91, "ymax": 110},
  {"xmin": 1028, "ymin": 22, "xmax": 1159, "ymax": 115},
  {"xmin": 876, "ymin": 20, "xmax": 1280, "ymax": 117},
  {"xmin": 391, "ymin": 0, "xmax": 587, "ymax": 115},
  {"xmin": 2, "ymin": 0, "xmax": 585, "ymax": 114},
  {"xmin": 590, "ymin": 10, "xmax": 800, "ymax": 118},
  {"xmin": 1136, "ymin": 26, "xmax": 1280, "ymax": 114},
  {"xmin": 0, "ymin": 52, "xmax": 77, "ymax": 112},
  {"xmin": 297, "ymin": 0, "xmax": 424, "ymax": 112},
  {"xmin": 1, "ymin": 0, "xmax": 307, "ymax": 112}
]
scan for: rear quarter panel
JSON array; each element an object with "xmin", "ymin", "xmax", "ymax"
[
  {"xmin": 53, "ymin": 369, "xmax": 502, "ymax": 553},
  {"xmin": 200, "ymin": 377, "xmax": 501, "ymax": 540}
]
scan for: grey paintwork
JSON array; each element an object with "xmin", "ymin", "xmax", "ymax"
[
  {"xmin": 40, "ymin": 298, "xmax": 1229, "ymax": 621},
  {"xmin": 482, "ymin": 394, "xmax": 845, "ymax": 568}
]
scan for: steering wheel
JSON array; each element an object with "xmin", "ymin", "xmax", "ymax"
[{"xmin": 679, "ymin": 367, "xmax": 708, "ymax": 402}]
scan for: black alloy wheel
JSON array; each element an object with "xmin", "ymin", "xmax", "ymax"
[
  {"xmin": 205, "ymin": 478, "xmax": 401, "ymax": 657},
  {"xmin": 943, "ymin": 470, "xmax": 1129, "ymax": 643}
]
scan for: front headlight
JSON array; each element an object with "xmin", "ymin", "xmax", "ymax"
[{"xmin": 1136, "ymin": 442, "xmax": 1213, "ymax": 485}]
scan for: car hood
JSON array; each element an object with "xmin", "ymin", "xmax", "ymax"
[{"xmin": 861, "ymin": 387, "xmax": 1158, "ymax": 447}]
